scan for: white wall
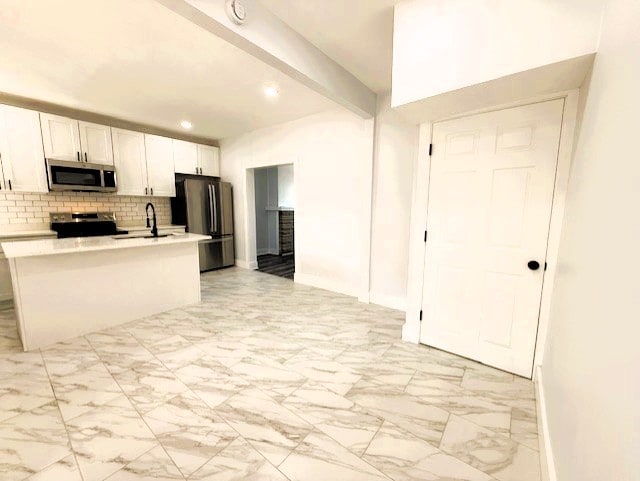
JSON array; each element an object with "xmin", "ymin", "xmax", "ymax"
[
  {"xmin": 541, "ymin": 0, "xmax": 640, "ymax": 479},
  {"xmin": 221, "ymin": 109, "xmax": 374, "ymax": 297},
  {"xmin": 369, "ymin": 94, "xmax": 417, "ymax": 310},
  {"xmin": 392, "ymin": 0, "xmax": 604, "ymax": 107},
  {"xmin": 278, "ymin": 164, "xmax": 295, "ymax": 208}
]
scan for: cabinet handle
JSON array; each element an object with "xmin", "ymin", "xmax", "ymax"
[
  {"xmin": 145, "ymin": 187, "xmax": 148, "ymax": 195},
  {"xmin": 84, "ymin": 152, "xmax": 88, "ymax": 162},
  {"xmin": 77, "ymin": 151, "xmax": 80, "ymax": 162},
  {"xmin": 8, "ymin": 179, "xmax": 12, "ymax": 191},
  {"xmin": 150, "ymin": 187, "xmax": 154, "ymax": 196}
]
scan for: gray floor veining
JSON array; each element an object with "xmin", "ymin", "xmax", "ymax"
[{"xmin": 0, "ymin": 267, "xmax": 540, "ymax": 481}]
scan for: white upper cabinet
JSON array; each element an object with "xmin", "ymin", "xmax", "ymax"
[
  {"xmin": 173, "ymin": 139, "xmax": 198, "ymax": 175},
  {"xmin": 40, "ymin": 113, "xmax": 81, "ymax": 162},
  {"xmin": 41, "ymin": 114, "xmax": 113, "ymax": 165},
  {"xmin": 0, "ymin": 105, "xmax": 48, "ymax": 193},
  {"xmin": 112, "ymin": 128, "xmax": 147, "ymax": 196},
  {"xmin": 78, "ymin": 121, "xmax": 114, "ymax": 165},
  {"xmin": 173, "ymin": 139, "xmax": 220, "ymax": 176},
  {"xmin": 144, "ymin": 134, "xmax": 175, "ymax": 197},
  {"xmin": 198, "ymin": 144, "xmax": 220, "ymax": 177}
]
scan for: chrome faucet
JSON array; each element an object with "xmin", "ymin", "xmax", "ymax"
[{"xmin": 145, "ymin": 202, "xmax": 158, "ymax": 237}]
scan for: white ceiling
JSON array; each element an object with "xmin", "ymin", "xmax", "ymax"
[
  {"xmin": 259, "ymin": 0, "xmax": 401, "ymax": 93},
  {"xmin": 0, "ymin": 0, "xmax": 339, "ymax": 140}
]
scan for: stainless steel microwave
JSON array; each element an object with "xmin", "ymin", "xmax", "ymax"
[{"xmin": 46, "ymin": 159, "xmax": 117, "ymax": 193}]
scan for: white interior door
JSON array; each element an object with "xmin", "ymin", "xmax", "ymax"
[
  {"xmin": 79, "ymin": 121, "xmax": 114, "ymax": 165},
  {"xmin": 420, "ymin": 99, "xmax": 564, "ymax": 377}
]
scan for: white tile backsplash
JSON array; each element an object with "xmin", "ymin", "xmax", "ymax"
[{"xmin": 0, "ymin": 192, "xmax": 171, "ymax": 229}]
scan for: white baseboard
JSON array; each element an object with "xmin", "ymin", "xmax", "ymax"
[
  {"xmin": 294, "ymin": 272, "xmax": 359, "ymax": 298},
  {"xmin": 369, "ymin": 292, "xmax": 407, "ymax": 312},
  {"xmin": 535, "ymin": 366, "xmax": 557, "ymax": 481}
]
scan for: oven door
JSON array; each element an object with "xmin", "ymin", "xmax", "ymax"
[{"xmin": 47, "ymin": 160, "xmax": 112, "ymax": 192}]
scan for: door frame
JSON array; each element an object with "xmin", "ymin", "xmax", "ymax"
[
  {"xmin": 242, "ymin": 160, "xmax": 298, "ymax": 273},
  {"xmin": 402, "ymin": 89, "xmax": 580, "ymax": 377}
]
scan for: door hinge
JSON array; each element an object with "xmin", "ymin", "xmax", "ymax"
[
  {"xmin": 424, "ymin": 230, "xmax": 428, "ymax": 242},
  {"xmin": 419, "ymin": 310, "xmax": 423, "ymax": 321},
  {"xmin": 429, "ymin": 144, "xmax": 433, "ymax": 156}
]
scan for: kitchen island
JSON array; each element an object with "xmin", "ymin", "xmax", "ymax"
[{"xmin": 1, "ymin": 233, "xmax": 210, "ymax": 351}]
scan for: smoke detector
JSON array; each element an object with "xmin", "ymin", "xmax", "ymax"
[{"xmin": 226, "ymin": 0, "xmax": 247, "ymax": 25}]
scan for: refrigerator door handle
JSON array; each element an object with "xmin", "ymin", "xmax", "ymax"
[
  {"xmin": 211, "ymin": 184, "xmax": 218, "ymax": 234},
  {"xmin": 207, "ymin": 184, "xmax": 215, "ymax": 234}
]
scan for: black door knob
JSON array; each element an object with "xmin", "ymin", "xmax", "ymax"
[{"xmin": 528, "ymin": 260, "xmax": 541, "ymax": 271}]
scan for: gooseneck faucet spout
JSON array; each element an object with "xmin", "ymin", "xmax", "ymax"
[{"xmin": 145, "ymin": 202, "xmax": 158, "ymax": 237}]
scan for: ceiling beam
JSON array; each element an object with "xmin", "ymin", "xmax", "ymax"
[{"xmin": 154, "ymin": 0, "xmax": 377, "ymax": 119}]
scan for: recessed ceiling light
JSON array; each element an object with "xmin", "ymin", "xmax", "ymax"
[
  {"xmin": 264, "ymin": 86, "xmax": 280, "ymax": 98},
  {"xmin": 180, "ymin": 120, "xmax": 193, "ymax": 130}
]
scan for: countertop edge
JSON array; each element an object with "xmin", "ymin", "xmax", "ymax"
[{"xmin": 1, "ymin": 233, "xmax": 211, "ymax": 259}]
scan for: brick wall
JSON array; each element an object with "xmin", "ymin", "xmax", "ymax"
[{"xmin": 0, "ymin": 191, "xmax": 171, "ymax": 229}]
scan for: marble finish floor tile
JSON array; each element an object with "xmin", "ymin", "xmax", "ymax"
[
  {"xmin": 217, "ymin": 388, "xmax": 313, "ymax": 466},
  {"xmin": 65, "ymin": 396, "xmax": 157, "ymax": 481},
  {"xmin": 190, "ymin": 437, "xmax": 289, "ymax": 481},
  {"xmin": 440, "ymin": 415, "xmax": 540, "ymax": 481},
  {"xmin": 0, "ymin": 402, "xmax": 71, "ymax": 481},
  {"xmin": 0, "ymin": 268, "xmax": 540, "ymax": 481},
  {"xmin": 364, "ymin": 422, "xmax": 493, "ymax": 481},
  {"xmin": 104, "ymin": 445, "xmax": 183, "ymax": 481},
  {"xmin": 143, "ymin": 391, "xmax": 238, "ymax": 476}
]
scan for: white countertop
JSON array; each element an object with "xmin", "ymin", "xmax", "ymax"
[{"xmin": 1, "ymin": 233, "xmax": 210, "ymax": 259}]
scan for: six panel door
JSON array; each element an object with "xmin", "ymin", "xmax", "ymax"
[{"xmin": 420, "ymin": 99, "xmax": 564, "ymax": 377}]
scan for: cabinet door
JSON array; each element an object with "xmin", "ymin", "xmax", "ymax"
[
  {"xmin": 173, "ymin": 139, "xmax": 198, "ymax": 174},
  {"xmin": 40, "ymin": 113, "xmax": 81, "ymax": 162},
  {"xmin": 0, "ymin": 105, "xmax": 48, "ymax": 193},
  {"xmin": 112, "ymin": 128, "xmax": 148, "ymax": 196},
  {"xmin": 144, "ymin": 134, "xmax": 176, "ymax": 197},
  {"xmin": 79, "ymin": 121, "xmax": 114, "ymax": 165},
  {"xmin": 197, "ymin": 144, "xmax": 220, "ymax": 177}
]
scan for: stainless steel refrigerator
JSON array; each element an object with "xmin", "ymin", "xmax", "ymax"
[{"xmin": 171, "ymin": 175, "xmax": 234, "ymax": 271}]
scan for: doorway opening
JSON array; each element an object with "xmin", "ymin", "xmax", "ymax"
[{"xmin": 253, "ymin": 164, "xmax": 295, "ymax": 280}]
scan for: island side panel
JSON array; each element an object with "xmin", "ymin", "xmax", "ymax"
[
  {"xmin": 14, "ymin": 241, "xmax": 201, "ymax": 351},
  {"xmin": 8, "ymin": 258, "xmax": 28, "ymax": 350}
]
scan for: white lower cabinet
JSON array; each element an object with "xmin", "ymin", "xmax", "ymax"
[
  {"xmin": 144, "ymin": 134, "xmax": 176, "ymax": 197},
  {"xmin": 0, "ymin": 105, "xmax": 48, "ymax": 193},
  {"xmin": 112, "ymin": 128, "xmax": 148, "ymax": 196}
]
